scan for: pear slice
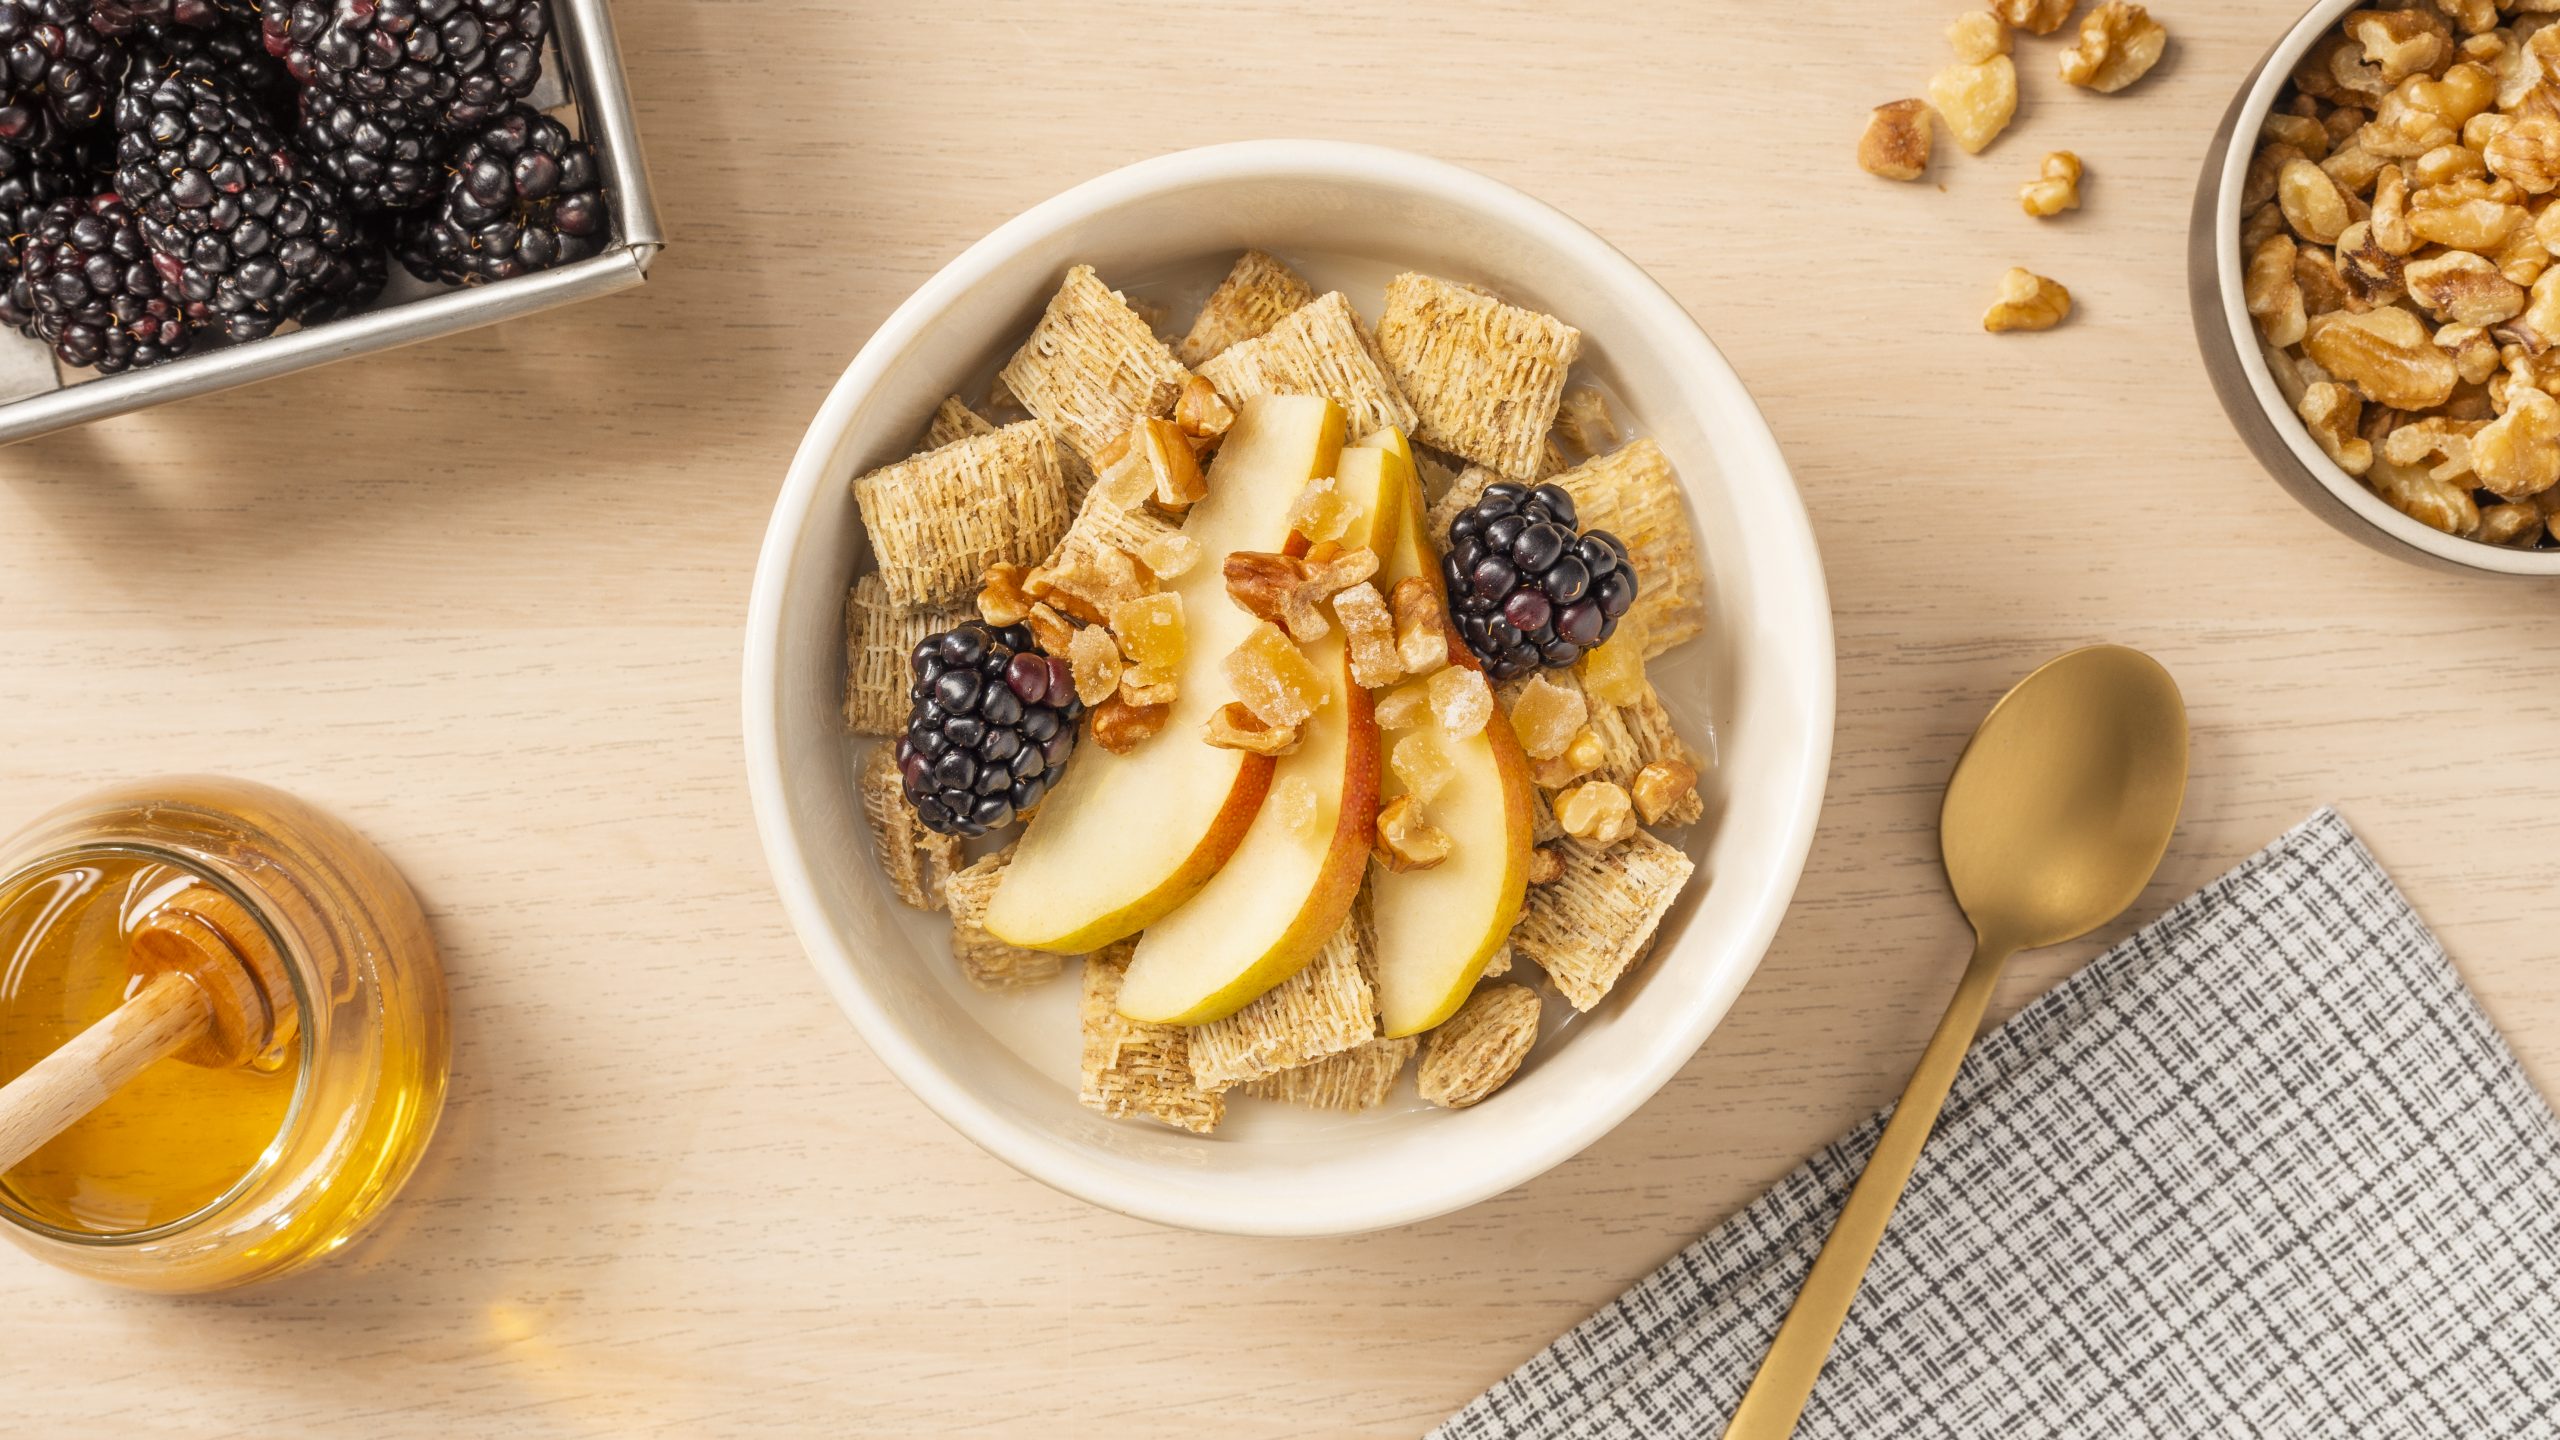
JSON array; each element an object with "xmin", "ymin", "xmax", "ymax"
[
  {"xmin": 1114, "ymin": 432, "xmax": 1407, "ymax": 1025},
  {"xmin": 985, "ymin": 395, "xmax": 1346, "ymax": 953},
  {"xmin": 1358, "ymin": 425, "xmax": 1536, "ymax": 1038}
]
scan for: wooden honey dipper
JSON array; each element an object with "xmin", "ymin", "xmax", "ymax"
[{"xmin": 0, "ymin": 885, "xmax": 295, "ymax": 1174}]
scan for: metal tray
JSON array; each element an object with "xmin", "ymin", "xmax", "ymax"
[{"xmin": 0, "ymin": 0, "xmax": 663, "ymax": 446}]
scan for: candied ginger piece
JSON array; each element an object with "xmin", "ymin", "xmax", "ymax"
[
  {"xmin": 1110, "ymin": 592, "xmax": 1186, "ymax": 676},
  {"xmin": 1392, "ymin": 725, "xmax": 1456, "ymax": 803},
  {"xmin": 1577, "ymin": 619, "xmax": 1648, "ymax": 706},
  {"xmin": 1334, "ymin": 581, "xmax": 1402, "ymax": 689},
  {"xmin": 1375, "ymin": 677, "xmax": 1434, "ymax": 730},
  {"xmin": 1224, "ymin": 621, "xmax": 1328, "ymax": 728},
  {"xmin": 1507, "ymin": 674, "xmax": 1588, "ymax": 760},
  {"xmin": 1287, "ymin": 474, "xmax": 1353, "ymax": 544},
  {"xmin": 1271, "ymin": 775, "xmax": 1320, "ymax": 836},
  {"xmin": 1138, "ymin": 530, "xmax": 1200, "ymax": 580},
  {"xmin": 1428, "ymin": 665, "xmax": 1493, "ymax": 738},
  {"xmin": 1068, "ymin": 623, "xmax": 1122, "ymax": 706}
]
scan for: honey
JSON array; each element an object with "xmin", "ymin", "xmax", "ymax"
[{"xmin": 0, "ymin": 778, "xmax": 446, "ymax": 1292}]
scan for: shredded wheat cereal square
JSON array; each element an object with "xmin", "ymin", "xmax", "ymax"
[
  {"xmin": 1080, "ymin": 948, "xmax": 1224, "ymax": 1133},
  {"xmin": 1417, "ymin": 983, "xmax": 1541, "ymax": 1108},
  {"xmin": 943, "ymin": 845, "xmax": 1066, "ymax": 992},
  {"xmin": 1197, "ymin": 290, "xmax": 1417, "ymax": 440},
  {"xmin": 851, "ymin": 420, "xmax": 1073, "ymax": 609},
  {"xmin": 916, "ymin": 394, "xmax": 997, "ymax": 453},
  {"xmin": 1374, "ymin": 272, "xmax": 1582, "ymax": 481},
  {"xmin": 857, "ymin": 745, "xmax": 949, "ymax": 910},
  {"xmin": 1510, "ymin": 828, "xmax": 1692, "ymax": 1010},
  {"xmin": 1189, "ymin": 910, "xmax": 1377, "ymax": 1091},
  {"xmin": 1546, "ymin": 438, "xmax": 1705, "ymax": 657},
  {"xmin": 1176, "ymin": 250, "xmax": 1318, "ymax": 368},
  {"xmin": 843, "ymin": 573, "xmax": 974, "ymax": 735},
  {"xmin": 997, "ymin": 265, "xmax": 1193, "ymax": 472},
  {"xmin": 1241, "ymin": 1035, "xmax": 1417, "ymax": 1112}
]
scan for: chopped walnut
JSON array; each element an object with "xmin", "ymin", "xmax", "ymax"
[
  {"xmin": 1025, "ymin": 601, "xmax": 1077, "ymax": 658},
  {"xmin": 1172, "ymin": 374, "xmax": 1234, "ymax": 445},
  {"xmin": 2294, "ymin": 247, "xmax": 2356, "ymax": 319},
  {"xmin": 2369, "ymin": 452, "xmax": 2482, "ymax": 532},
  {"xmin": 2298, "ymin": 382, "xmax": 2375, "ymax": 477},
  {"xmin": 2247, "ymin": 234, "xmax": 2308, "ymax": 346},
  {"xmin": 2369, "ymin": 163, "xmax": 2415, "ymax": 254},
  {"xmin": 2304, "ymin": 307, "xmax": 2459, "ymax": 408},
  {"xmin": 1374, "ymin": 795, "xmax": 1452, "ymax": 873},
  {"xmin": 1992, "ymin": 0, "xmax": 2075, "ymax": 35},
  {"xmin": 2058, "ymin": 2, "xmax": 2167, "ymax": 94},
  {"xmin": 2278, "ymin": 158, "xmax": 2354, "ymax": 245},
  {"xmin": 1631, "ymin": 760, "xmax": 1701, "ymax": 826},
  {"xmin": 2262, "ymin": 112, "xmax": 2330, "ymax": 160},
  {"xmin": 1948, "ymin": 10, "xmax": 2012, "ymax": 63},
  {"xmin": 2406, "ymin": 250, "xmax": 2526, "ymax": 325},
  {"xmin": 1928, "ymin": 54, "xmax": 2019, "ymax": 154},
  {"xmin": 1553, "ymin": 781, "xmax": 1637, "ymax": 847},
  {"xmin": 1027, "ymin": 541, "xmax": 1149, "ymax": 625},
  {"xmin": 1983, "ymin": 267, "xmax": 2072, "ymax": 332},
  {"xmin": 1203, "ymin": 700, "xmax": 1300, "ymax": 756},
  {"xmin": 2439, "ymin": 322, "xmax": 2503, "ymax": 384},
  {"xmin": 1088, "ymin": 695, "xmax": 1168, "ymax": 755},
  {"xmin": 2247, "ymin": 140, "xmax": 2309, "ymax": 210},
  {"xmin": 2021, "ymin": 151, "xmax": 2084, "ymax": 217},
  {"xmin": 2382, "ymin": 415, "xmax": 2483, "ymax": 482},
  {"xmin": 1530, "ymin": 727, "xmax": 1608, "ymax": 791},
  {"xmin": 1220, "ymin": 548, "xmax": 1378, "ymax": 644},
  {"xmin": 2343, "ymin": 8, "xmax": 2448, "ymax": 86},
  {"xmin": 2361, "ymin": 64, "xmax": 2495, "ymax": 157},
  {"xmin": 2478, "ymin": 499, "xmax": 2546, "ymax": 545},
  {"xmin": 1857, "ymin": 98, "xmax": 1934, "ymax": 182},
  {"xmin": 1133, "ymin": 417, "xmax": 1207, "ymax": 510},
  {"xmin": 1119, "ymin": 668, "xmax": 1178, "ymax": 708},
  {"xmin": 1389, "ymin": 576, "xmax": 1451, "ymax": 675},
  {"xmin": 977, "ymin": 561, "xmax": 1036, "ymax": 627},
  {"xmin": 2472, "ymin": 385, "xmax": 2560, "ymax": 496},
  {"xmin": 2486, "ymin": 114, "xmax": 2560, "ymax": 195}
]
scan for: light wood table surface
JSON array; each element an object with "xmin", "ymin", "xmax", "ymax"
[{"xmin": 6, "ymin": 2, "xmax": 2556, "ymax": 1434}]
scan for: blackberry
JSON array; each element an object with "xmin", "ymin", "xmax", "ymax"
[
  {"xmin": 0, "ymin": 124, "xmax": 107, "ymax": 238},
  {"xmin": 144, "ymin": 13, "xmax": 294, "ymax": 114},
  {"xmin": 392, "ymin": 104, "xmax": 601, "ymax": 284},
  {"xmin": 86, "ymin": 0, "xmax": 247, "ymax": 34},
  {"xmin": 298, "ymin": 87, "xmax": 445, "ymax": 212},
  {"xmin": 0, "ymin": 0, "xmax": 125, "ymax": 146},
  {"xmin": 113, "ymin": 64, "xmax": 378, "ymax": 340},
  {"xmin": 6, "ymin": 191, "xmax": 189, "ymax": 370},
  {"xmin": 258, "ymin": 0, "xmax": 545, "ymax": 132},
  {"xmin": 1440, "ymin": 481, "xmax": 1638, "ymax": 681},
  {"xmin": 896, "ymin": 620, "xmax": 1084, "ymax": 838}
]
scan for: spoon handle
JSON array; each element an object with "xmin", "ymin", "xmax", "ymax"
[{"xmin": 1720, "ymin": 933, "xmax": 2017, "ymax": 1440}]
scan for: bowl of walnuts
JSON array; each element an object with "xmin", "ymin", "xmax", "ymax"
[
  {"xmin": 0, "ymin": 0, "xmax": 660, "ymax": 446},
  {"xmin": 2194, "ymin": 0, "xmax": 2560, "ymax": 575}
]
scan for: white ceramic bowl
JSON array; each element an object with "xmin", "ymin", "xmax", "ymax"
[
  {"xmin": 2191, "ymin": 0, "xmax": 2560, "ymax": 577},
  {"xmin": 744, "ymin": 141, "xmax": 1834, "ymax": 1234}
]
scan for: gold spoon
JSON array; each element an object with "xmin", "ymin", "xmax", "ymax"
[{"xmin": 1722, "ymin": 644, "xmax": 2188, "ymax": 1439}]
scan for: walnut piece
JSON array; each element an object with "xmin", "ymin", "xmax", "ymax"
[
  {"xmin": 1390, "ymin": 575, "xmax": 1451, "ymax": 675},
  {"xmin": 1375, "ymin": 795, "xmax": 1452, "ymax": 873},
  {"xmin": 1992, "ymin": 0, "xmax": 2075, "ymax": 37},
  {"xmin": 2298, "ymin": 382, "xmax": 2375, "ymax": 477},
  {"xmin": 2248, "ymin": 234, "xmax": 2308, "ymax": 346},
  {"xmin": 2021, "ymin": 151, "xmax": 2084, "ymax": 217},
  {"xmin": 2303, "ymin": 307, "xmax": 2459, "ymax": 408},
  {"xmin": 1088, "ymin": 695, "xmax": 1168, "ymax": 755},
  {"xmin": 977, "ymin": 561, "xmax": 1035, "ymax": 627},
  {"xmin": 1928, "ymin": 55, "xmax": 2019, "ymax": 154},
  {"xmin": 1983, "ymin": 267, "xmax": 2072, "ymax": 332},
  {"xmin": 2472, "ymin": 384, "xmax": 2560, "ymax": 496},
  {"xmin": 1553, "ymin": 780, "xmax": 1637, "ymax": 847},
  {"xmin": 1202, "ymin": 700, "xmax": 1300, "ymax": 756},
  {"xmin": 1631, "ymin": 760, "xmax": 1701, "ymax": 826},
  {"xmin": 2278, "ymin": 158, "xmax": 2353, "ymax": 245},
  {"xmin": 1223, "ymin": 547, "xmax": 1377, "ymax": 643},
  {"xmin": 2059, "ymin": 2, "xmax": 2167, "ymax": 94},
  {"xmin": 1858, "ymin": 98, "xmax": 1933, "ymax": 182},
  {"xmin": 2405, "ymin": 250, "xmax": 2526, "ymax": 325}
]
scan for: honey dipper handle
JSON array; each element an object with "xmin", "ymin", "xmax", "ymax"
[{"xmin": 0, "ymin": 972, "xmax": 211, "ymax": 1175}]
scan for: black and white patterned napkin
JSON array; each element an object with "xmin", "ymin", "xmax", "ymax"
[{"xmin": 1437, "ymin": 810, "xmax": 2560, "ymax": 1439}]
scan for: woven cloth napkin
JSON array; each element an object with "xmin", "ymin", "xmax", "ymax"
[{"xmin": 1436, "ymin": 810, "xmax": 2560, "ymax": 1439}]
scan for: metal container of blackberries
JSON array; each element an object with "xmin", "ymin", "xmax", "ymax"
[{"xmin": 0, "ymin": 0, "xmax": 662, "ymax": 447}]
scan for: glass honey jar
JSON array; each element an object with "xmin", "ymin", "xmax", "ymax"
[{"xmin": 0, "ymin": 777, "xmax": 447, "ymax": 1292}]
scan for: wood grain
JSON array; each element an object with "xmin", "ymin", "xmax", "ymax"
[{"xmin": 5, "ymin": 2, "xmax": 2558, "ymax": 1434}]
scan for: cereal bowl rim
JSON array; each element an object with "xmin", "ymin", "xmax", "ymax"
[
  {"xmin": 742, "ymin": 139, "xmax": 1835, "ymax": 1234},
  {"xmin": 2209, "ymin": 0, "xmax": 2560, "ymax": 577}
]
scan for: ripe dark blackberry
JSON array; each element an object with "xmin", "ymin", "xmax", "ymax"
[
  {"xmin": 0, "ymin": 0, "xmax": 125, "ymax": 146},
  {"xmin": 6, "ymin": 191, "xmax": 190, "ymax": 370},
  {"xmin": 113, "ymin": 64, "xmax": 378, "ymax": 340},
  {"xmin": 86, "ymin": 0, "xmax": 247, "ymax": 34},
  {"xmin": 1441, "ymin": 481, "xmax": 1638, "ymax": 682},
  {"xmin": 258, "ymin": 0, "xmax": 545, "ymax": 132},
  {"xmin": 393, "ymin": 104, "xmax": 601, "ymax": 284},
  {"xmin": 896, "ymin": 620, "xmax": 1084, "ymax": 838},
  {"xmin": 298, "ymin": 87, "xmax": 445, "ymax": 212},
  {"xmin": 144, "ymin": 13, "xmax": 294, "ymax": 113},
  {"xmin": 0, "ymin": 123, "xmax": 106, "ymax": 241}
]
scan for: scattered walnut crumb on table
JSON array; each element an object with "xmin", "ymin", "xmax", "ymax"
[
  {"xmin": 1983, "ymin": 267, "xmax": 2071, "ymax": 332},
  {"xmin": 1859, "ymin": 99, "xmax": 1935, "ymax": 181}
]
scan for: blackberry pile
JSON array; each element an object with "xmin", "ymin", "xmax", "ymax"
[
  {"xmin": 1442, "ymin": 481, "xmax": 1638, "ymax": 682},
  {"xmin": 0, "ymin": 0, "xmax": 604, "ymax": 373},
  {"xmin": 897, "ymin": 621, "xmax": 1085, "ymax": 839}
]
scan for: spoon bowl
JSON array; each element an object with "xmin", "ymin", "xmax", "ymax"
[{"xmin": 1942, "ymin": 645, "xmax": 2190, "ymax": 954}]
